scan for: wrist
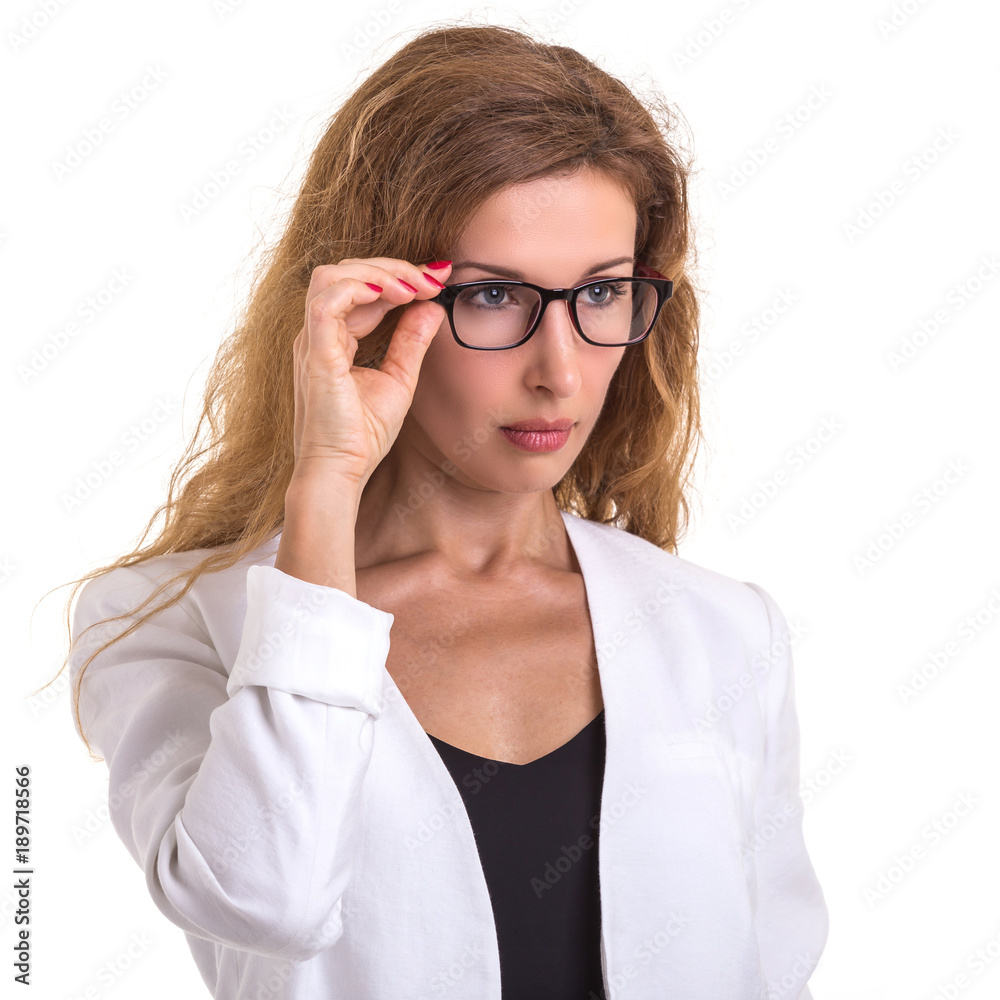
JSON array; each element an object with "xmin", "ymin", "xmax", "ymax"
[{"xmin": 285, "ymin": 467, "xmax": 364, "ymax": 512}]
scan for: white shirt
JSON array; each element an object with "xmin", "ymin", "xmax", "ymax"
[{"xmin": 70, "ymin": 508, "xmax": 829, "ymax": 999}]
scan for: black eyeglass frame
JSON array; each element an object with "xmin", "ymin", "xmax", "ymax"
[{"xmin": 429, "ymin": 261, "xmax": 674, "ymax": 351}]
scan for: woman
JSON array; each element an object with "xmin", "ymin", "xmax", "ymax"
[{"xmin": 61, "ymin": 22, "xmax": 828, "ymax": 1000}]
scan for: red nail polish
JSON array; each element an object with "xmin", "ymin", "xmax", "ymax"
[
  {"xmin": 365, "ymin": 282, "xmax": 383, "ymax": 292},
  {"xmin": 427, "ymin": 260, "xmax": 452, "ymax": 269},
  {"xmin": 422, "ymin": 272, "xmax": 445, "ymax": 288},
  {"xmin": 398, "ymin": 279, "xmax": 418, "ymax": 293}
]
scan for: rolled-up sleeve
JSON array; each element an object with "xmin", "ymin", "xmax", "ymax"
[
  {"xmin": 743, "ymin": 581, "xmax": 829, "ymax": 999},
  {"xmin": 69, "ymin": 561, "xmax": 394, "ymax": 963}
]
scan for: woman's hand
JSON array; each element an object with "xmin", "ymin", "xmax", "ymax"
[{"xmin": 288, "ymin": 257, "xmax": 452, "ymax": 491}]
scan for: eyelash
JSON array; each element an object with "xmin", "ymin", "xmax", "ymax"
[{"xmin": 465, "ymin": 281, "xmax": 630, "ymax": 309}]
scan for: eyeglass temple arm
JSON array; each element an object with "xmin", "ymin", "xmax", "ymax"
[{"xmin": 635, "ymin": 261, "xmax": 668, "ymax": 280}]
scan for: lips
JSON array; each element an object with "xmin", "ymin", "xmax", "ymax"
[
  {"xmin": 499, "ymin": 425, "xmax": 572, "ymax": 453},
  {"xmin": 501, "ymin": 419, "xmax": 574, "ymax": 432}
]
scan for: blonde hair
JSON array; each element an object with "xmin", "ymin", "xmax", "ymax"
[{"xmin": 43, "ymin": 21, "xmax": 704, "ymax": 758}]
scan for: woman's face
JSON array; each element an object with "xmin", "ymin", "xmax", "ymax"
[{"xmin": 401, "ymin": 167, "xmax": 637, "ymax": 496}]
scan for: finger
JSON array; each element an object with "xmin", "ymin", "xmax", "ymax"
[
  {"xmin": 334, "ymin": 258, "xmax": 452, "ymax": 300},
  {"xmin": 305, "ymin": 276, "xmax": 386, "ymax": 361},
  {"xmin": 304, "ymin": 263, "xmax": 451, "ymax": 349},
  {"xmin": 377, "ymin": 299, "xmax": 447, "ymax": 397},
  {"xmin": 292, "ymin": 328, "xmax": 305, "ymax": 462}
]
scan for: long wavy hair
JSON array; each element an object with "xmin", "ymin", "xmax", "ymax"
[{"xmin": 44, "ymin": 21, "xmax": 705, "ymax": 758}]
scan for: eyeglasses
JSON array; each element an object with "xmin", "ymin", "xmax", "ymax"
[{"xmin": 429, "ymin": 262, "xmax": 673, "ymax": 350}]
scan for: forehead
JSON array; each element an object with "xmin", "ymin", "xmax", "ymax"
[{"xmin": 451, "ymin": 170, "xmax": 637, "ymax": 277}]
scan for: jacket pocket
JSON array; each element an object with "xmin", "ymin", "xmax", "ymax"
[{"xmin": 647, "ymin": 736, "xmax": 755, "ymax": 861}]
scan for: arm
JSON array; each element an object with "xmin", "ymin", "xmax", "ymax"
[
  {"xmin": 743, "ymin": 582, "xmax": 829, "ymax": 999},
  {"xmin": 69, "ymin": 559, "xmax": 393, "ymax": 963}
]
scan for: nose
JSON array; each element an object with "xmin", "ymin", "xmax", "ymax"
[
  {"xmin": 523, "ymin": 295, "xmax": 583, "ymax": 394},
  {"xmin": 533, "ymin": 293, "xmax": 580, "ymax": 345}
]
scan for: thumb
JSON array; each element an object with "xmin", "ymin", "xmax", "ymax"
[{"xmin": 379, "ymin": 299, "xmax": 447, "ymax": 393}]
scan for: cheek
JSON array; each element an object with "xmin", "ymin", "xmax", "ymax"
[
  {"xmin": 587, "ymin": 351, "xmax": 626, "ymax": 400},
  {"xmin": 411, "ymin": 336, "xmax": 501, "ymax": 433},
  {"xmin": 601, "ymin": 350, "xmax": 628, "ymax": 394}
]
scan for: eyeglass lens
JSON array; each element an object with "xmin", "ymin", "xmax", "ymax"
[{"xmin": 451, "ymin": 279, "xmax": 658, "ymax": 348}]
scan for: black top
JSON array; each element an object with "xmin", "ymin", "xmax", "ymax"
[{"xmin": 427, "ymin": 710, "xmax": 607, "ymax": 1000}]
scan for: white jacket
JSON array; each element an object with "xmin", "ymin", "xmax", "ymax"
[{"xmin": 69, "ymin": 508, "xmax": 829, "ymax": 999}]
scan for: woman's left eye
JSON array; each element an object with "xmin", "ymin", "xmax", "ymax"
[{"xmin": 584, "ymin": 281, "xmax": 626, "ymax": 303}]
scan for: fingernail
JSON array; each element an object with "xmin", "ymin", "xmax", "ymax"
[
  {"xmin": 422, "ymin": 273, "xmax": 445, "ymax": 288},
  {"xmin": 427, "ymin": 260, "xmax": 452, "ymax": 269},
  {"xmin": 365, "ymin": 282, "xmax": 383, "ymax": 292},
  {"xmin": 398, "ymin": 279, "xmax": 418, "ymax": 293}
]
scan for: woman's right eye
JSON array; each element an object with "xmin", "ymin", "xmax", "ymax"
[{"xmin": 464, "ymin": 283, "xmax": 515, "ymax": 307}]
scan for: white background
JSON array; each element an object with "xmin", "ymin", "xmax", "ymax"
[{"xmin": 4, "ymin": 0, "xmax": 999, "ymax": 997}]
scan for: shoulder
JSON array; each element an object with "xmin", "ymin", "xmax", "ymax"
[
  {"xmin": 560, "ymin": 510, "xmax": 781, "ymax": 646},
  {"xmin": 72, "ymin": 535, "xmax": 282, "ymax": 640}
]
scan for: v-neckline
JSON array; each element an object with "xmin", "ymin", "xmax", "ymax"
[
  {"xmin": 426, "ymin": 708, "xmax": 605, "ymax": 767},
  {"xmin": 380, "ymin": 510, "xmax": 612, "ymax": 775}
]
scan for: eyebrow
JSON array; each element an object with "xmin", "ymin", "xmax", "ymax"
[{"xmin": 450, "ymin": 256, "xmax": 635, "ymax": 282}]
